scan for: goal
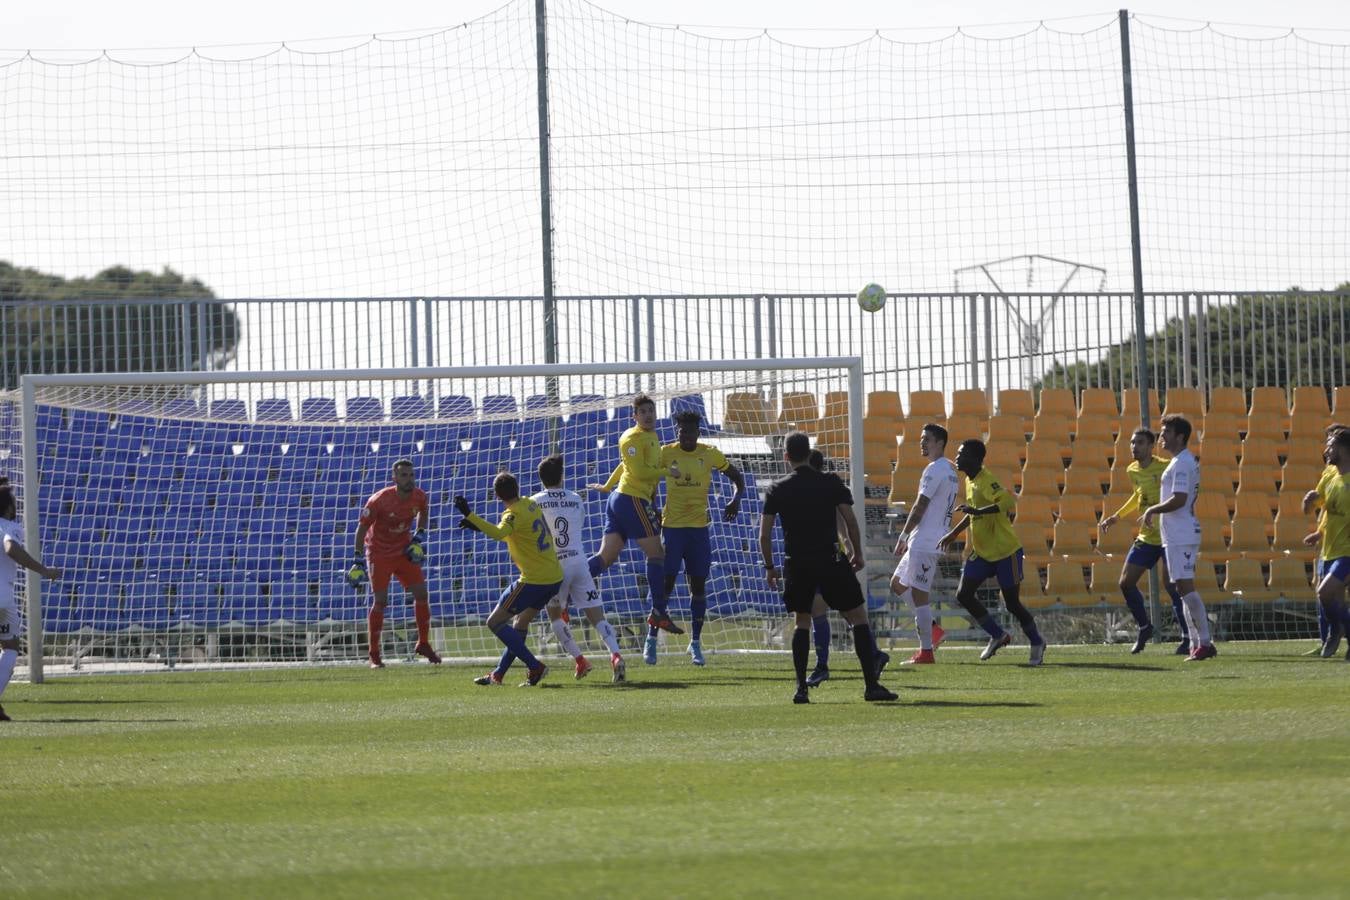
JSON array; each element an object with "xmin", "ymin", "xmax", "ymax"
[{"xmin": 6, "ymin": 358, "xmax": 864, "ymax": 681}]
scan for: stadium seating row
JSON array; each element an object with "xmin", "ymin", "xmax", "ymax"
[{"xmin": 1023, "ymin": 557, "xmax": 1315, "ymax": 608}]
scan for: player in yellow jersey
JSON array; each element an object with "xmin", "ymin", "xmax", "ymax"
[
  {"xmin": 586, "ymin": 394, "xmax": 683, "ymax": 646},
  {"xmin": 658, "ymin": 410, "xmax": 746, "ymax": 666},
  {"xmin": 455, "ymin": 472, "xmax": 563, "ymax": 687},
  {"xmin": 1305, "ymin": 427, "xmax": 1350, "ymax": 658},
  {"xmin": 1302, "ymin": 423, "xmax": 1349, "ymax": 655},
  {"xmin": 1099, "ymin": 427, "xmax": 1189, "ymax": 654},
  {"xmin": 939, "ymin": 438, "xmax": 1047, "ymax": 666}
]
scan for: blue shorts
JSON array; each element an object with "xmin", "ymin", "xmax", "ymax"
[
  {"xmin": 498, "ymin": 580, "xmax": 563, "ymax": 614},
  {"xmin": 664, "ymin": 526, "xmax": 713, "ymax": 580},
  {"xmin": 1323, "ymin": 557, "xmax": 1350, "ymax": 583},
  {"xmin": 1316, "ymin": 558, "xmax": 1326, "ymax": 581},
  {"xmin": 1125, "ymin": 541, "xmax": 1165, "ymax": 570},
  {"xmin": 604, "ymin": 492, "xmax": 661, "ymax": 541},
  {"xmin": 962, "ymin": 548, "xmax": 1025, "ymax": 591}
]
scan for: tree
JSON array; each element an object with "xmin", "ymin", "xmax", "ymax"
[
  {"xmin": 1038, "ymin": 285, "xmax": 1350, "ymax": 402},
  {"xmin": 0, "ymin": 262, "xmax": 240, "ymax": 389}
]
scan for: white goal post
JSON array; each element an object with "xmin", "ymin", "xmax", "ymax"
[{"xmin": 12, "ymin": 357, "xmax": 865, "ymax": 682}]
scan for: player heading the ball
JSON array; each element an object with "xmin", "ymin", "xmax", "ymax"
[
  {"xmin": 588, "ymin": 394, "xmax": 683, "ymax": 640},
  {"xmin": 350, "ymin": 459, "xmax": 441, "ymax": 669}
]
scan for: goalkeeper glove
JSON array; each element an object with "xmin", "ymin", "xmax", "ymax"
[
  {"xmin": 406, "ymin": 529, "xmax": 428, "ymax": 564},
  {"xmin": 457, "ymin": 517, "xmax": 480, "ymax": 532},
  {"xmin": 345, "ymin": 554, "xmax": 369, "ymax": 590},
  {"xmin": 453, "ymin": 495, "xmax": 473, "ymax": 517}
]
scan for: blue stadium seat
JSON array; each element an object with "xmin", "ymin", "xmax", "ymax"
[
  {"xmin": 391, "ymin": 395, "xmax": 432, "ymax": 421},
  {"xmin": 345, "ymin": 396, "xmax": 385, "ymax": 422},
  {"xmin": 161, "ymin": 398, "xmax": 202, "ymax": 420},
  {"xmin": 208, "ymin": 398, "xmax": 248, "ymax": 421},
  {"xmin": 480, "ymin": 394, "xmax": 518, "ymax": 418},
  {"xmin": 670, "ymin": 393, "xmax": 712, "ymax": 429},
  {"xmin": 300, "ymin": 397, "xmax": 339, "ymax": 422},
  {"xmin": 265, "ymin": 580, "xmax": 319, "ymax": 624},
  {"xmin": 121, "ymin": 584, "xmax": 175, "ymax": 631},
  {"xmin": 256, "ymin": 398, "xmax": 295, "ymax": 422},
  {"xmin": 172, "ymin": 582, "xmax": 224, "ymax": 628},
  {"xmin": 219, "ymin": 581, "xmax": 270, "ymax": 627},
  {"xmin": 437, "ymin": 394, "xmax": 474, "ymax": 424}
]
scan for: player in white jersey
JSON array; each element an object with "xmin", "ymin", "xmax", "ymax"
[
  {"xmin": 1, "ymin": 478, "xmax": 63, "ymax": 722},
  {"xmin": 1143, "ymin": 415, "xmax": 1216, "ymax": 661},
  {"xmin": 532, "ymin": 455, "xmax": 627, "ymax": 683},
  {"xmin": 891, "ymin": 424, "xmax": 957, "ymax": 664}
]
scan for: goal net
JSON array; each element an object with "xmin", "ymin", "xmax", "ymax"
[{"xmin": 5, "ymin": 358, "xmax": 865, "ymax": 680}]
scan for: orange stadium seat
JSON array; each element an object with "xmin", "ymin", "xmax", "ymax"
[
  {"xmin": 1046, "ymin": 560, "xmax": 1093, "ymax": 605},
  {"xmin": 1058, "ymin": 495, "xmax": 1100, "ymax": 526},
  {"xmin": 1051, "ymin": 519, "xmax": 1095, "ymax": 563},
  {"xmin": 1062, "ymin": 463, "xmax": 1109, "ymax": 500},
  {"xmin": 1284, "ymin": 437, "xmax": 1328, "ymax": 469},
  {"xmin": 1074, "ymin": 416, "xmax": 1116, "ymax": 447},
  {"xmin": 1079, "ymin": 387, "xmax": 1119, "ymax": 420},
  {"xmin": 998, "ymin": 389, "xmax": 1036, "ymax": 432},
  {"xmin": 950, "ymin": 388, "xmax": 990, "ymax": 420},
  {"xmin": 1201, "ymin": 412, "xmax": 1244, "ymax": 443},
  {"xmin": 908, "ymin": 390, "xmax": 946, "ymax": 424},
  {"xmin": 724, "ymin": 392, "xmax": 774, "ymax": 435},
  {"xmin": 866, "ymin": 390, "xmax": 904, "ymax": 425},
  {"xmin": 1019, "ymin": 467, "xmax": 1060, "ymax": 500},
  {"xmin": 1281, "ymin": 463, "xmax": 1326, "ymax": 496},
  {"xmin": 1292, "ymin": 385, "xmax": 1331, "ymax": 418},
  {"xmin": 1273, "ymin": 515, "xmax": 1318, "ymax": 562},
  {"xmin": 1120, "ymin": 388, "xmax": 1160, "ymax": 427},
  {"xmin": 1233, "ymin": 492, "xmax": 1276, "ymax": 540},
  {"xmin": 1106, "ymin": 463, "xmax": 1134, "ymax": 498},
  {"xmin": 1200, "ymin": 524, "xmax": 1234, "ymax": 563},
  {"xmin": 1267, "ymin": 557, "xmax": 1313, "ymax": 601},
  {"xmin": 1240, "ymin": 436, "xmax": 1283, "ymax": 471},
  {"xmin": 1162, "ymin": 386, "xmax": 1205, "ymax": 420},
  {"xmin": 1230, "ymin": 518, "xmax": 1274, "ymax": 562},
  {"xmin": 778, "ymin": 391, "xmax": 821, "ymax": 433},
  {"xmin": 1223, "ymin": 557, "xmax": 1275, "ymax": 603},
  {"xmin": 1032, "ymin": 416, "xmax": 1074, "ymax": 460},
  {"xmin": 1015, "ymin": 494, "xmax": 1057, "ymax": 545},
  {"xmin": 945, "ymin": 415, "xmax": 986, "ymax": 445},
  {"xmin": 1248, "ymin": 386, "xmax": 1291, "ymax": 437},
  {"xmin": 1194, "ymin": 559, "xmax": 1223, "ymax": 595},
  {"xmin": 1021, "ymin": 568, "xmax": 1055, "ymax": 609},
  {"xmin": 1332, "ymin": 386, "xmax": 1350, "ymax": 421},
  {"xmin": 887, "ymin": 453, "xmax": 927, "ymax": 505},
  {"xmin": 1087, "ymin": 560, "xmax": 1119, "ymax": 606},
  {"xmin": 1095, "ymin": 515, "xmax": 1135, "ymax": 557},
  {"xmin": 1069, "ymin": 439, "xmax": 1113, "ymax": 472},
  {"xmin": 1207, "ymin": 386, "xmax": 1247, "ymax": 418},
  {"xmin": 1037, "ymin": 388, "xmax": 1077, "ymax": 423},
  {"xmin": 1016, "ymin": 520, "xmax": 1052, "ymax": 566},
  {"xmin": 1198, "ymin": 437, "xmax": 1241, "ymax": 490}
]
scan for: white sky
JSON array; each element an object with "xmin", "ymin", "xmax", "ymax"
[{"xmin": 8, "ymin": 0, "xmax": 1350, "ymax": 51}]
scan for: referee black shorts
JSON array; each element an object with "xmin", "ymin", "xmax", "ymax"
[{"xmin": 782, "ymin": 552, "xmax": 865, "ymax": 615}]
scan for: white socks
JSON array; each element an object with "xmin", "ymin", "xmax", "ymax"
[
  {"xmin": 550, "ymin": 618, "xmax": 583, "ymax": 658},
  {"xmin": 914, "ymin": 604, "xmax": 935, "ymax": 651},
  {"xmin": 595, "ymin": 619, "xmax": 622, "ymax": 655},
  {"xmin": 0, "ymin": 648, "xmax": 17, "ymax": 700},
  {"xmin": 1182, "ymin": 592, "xmax": 1211, "ymax": 645}
]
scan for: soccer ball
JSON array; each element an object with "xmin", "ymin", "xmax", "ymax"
[{"xmin": 857, "ymin": 283, "xmax": 887, "ymax": 313}]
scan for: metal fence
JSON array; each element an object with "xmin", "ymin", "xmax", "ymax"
[{"xmin": 5, "ymin": 291, "xmax": 1348, "ymax": 407}]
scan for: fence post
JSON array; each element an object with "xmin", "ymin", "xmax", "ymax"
[
  {"xmin": 968, "ymin": 293, "xmax": 980, "ymax": 394},
  {"xmin": 1194, "ymin": 294, "xmax": 1208, "ymax": 395},
  {"xmin": 1180, "ymin": 293, "xmax": 1191, "ymax": 388}
]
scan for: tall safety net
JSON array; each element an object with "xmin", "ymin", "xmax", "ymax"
[{"xmin": 4, "ymin": 360, "xmax": 864, "ymax": 678}]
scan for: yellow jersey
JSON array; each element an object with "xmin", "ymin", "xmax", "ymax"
[
  {"xmin": 1318, "ymin": 470, "xmax": 1350, "ymax": 561},
  {"xmin": 1315, "ymin": 463, "xmax": 1338, "ymax": 537},
  {"xmin": 467, "ymin": 498, "xmax": 563, "ymax": 585},
  {"xmin": 966, "ymin": 467, "xmax": 1021, "ymax": 561},
  {"xmin": 1110, "ymin": 457, "xmax": 1168, "ymax": 546},
  {"xmin": 615, "ymin": 425, "xmax": 665, "ymax": 500},
  {"xmin": 659, "ymin": 442, "xmax": 730, "ymax": 528}
]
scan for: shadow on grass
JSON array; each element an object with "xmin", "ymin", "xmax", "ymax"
[
  {"xmin": 909, "ymin": 699, "xmax": 1042, "ymax": 709},
  {"xmin": 14, "ymin": 718, "xmax": 188, "ymax": 724},
  {"xmin": 25, "ymin": 699, "xmax": 166, "ymax": 705},
  {"xmin": 1038, "ymin": 662, "xmax": 1169, "ymax": 672},
  {"xmin": 612, "ymin": 681, "xmax": 694, "ymax": 690}
]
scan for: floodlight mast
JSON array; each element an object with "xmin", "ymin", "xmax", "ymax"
[{"xmin": 953, "ymin": 253, "xmax": 1108, "ymax": 390}]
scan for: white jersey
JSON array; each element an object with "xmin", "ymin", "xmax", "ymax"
[
  {"xmin": 531, "ymin": 488, "xmax": 588, "ymax": 562},
  {"xmin": 1159, "ymin": 448, "xmax": 1202, "ymax": 546},
  {"xmin": 909, "ymin": 457, "xmax": 960, "ymax": 552},
  {"xmin": 0, "ymin": 517, "xmax": 23, "ymax": 610}
]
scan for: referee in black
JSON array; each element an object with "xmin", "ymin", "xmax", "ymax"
[{"xmin": 760, "ymin": 432, "xmax": 898, "ymax": 704}]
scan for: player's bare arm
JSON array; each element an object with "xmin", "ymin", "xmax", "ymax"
[
  {"xmin": 3, "ymin": 535, "xmax": 61, "ymax": 580},
  {"xmin": 894, "ymin": 494, "xmax": 931, "ymax": 554},
  {"xmin": 1142, "ymin": 491, "xmax": 1187, "ymax": 528},
  {"xmin": 938, "ymin": 516, "xmax": 970, "ymax": 552},
  {"xmin": 838, "ymin": 504, "xmax": 864, "ymax": 571},
  {"xmin": 758, "ymin": 513, "xmax": 779, "ymax": 590},
  {"xmin": 722, "ymin": 462, "xmax": 746, "ymax": 520}
]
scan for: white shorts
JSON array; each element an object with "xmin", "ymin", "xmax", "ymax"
[
  {"xmin": 547, "ymin": 558, "xmax": 603, "ymax": 611},
  {"xmin": 1164, "ymin": 543, "xmax": 1200, "ymax": 581},
  {"xmin": 0, "ymin": 605, "xmax": 26, "ymax": 641},
  {"xmin": 893, "ymin": 548, "xmax": 940, "ymax": 593}
]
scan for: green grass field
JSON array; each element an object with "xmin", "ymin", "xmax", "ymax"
[{"xmin": 3, "ymin": 642, "xmax": 1349, "ymax": 899}]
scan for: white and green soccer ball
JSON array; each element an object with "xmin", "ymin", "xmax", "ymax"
[{"xmin": 856, "ymin": 282, "xmax": 887, "ymax": 313}]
